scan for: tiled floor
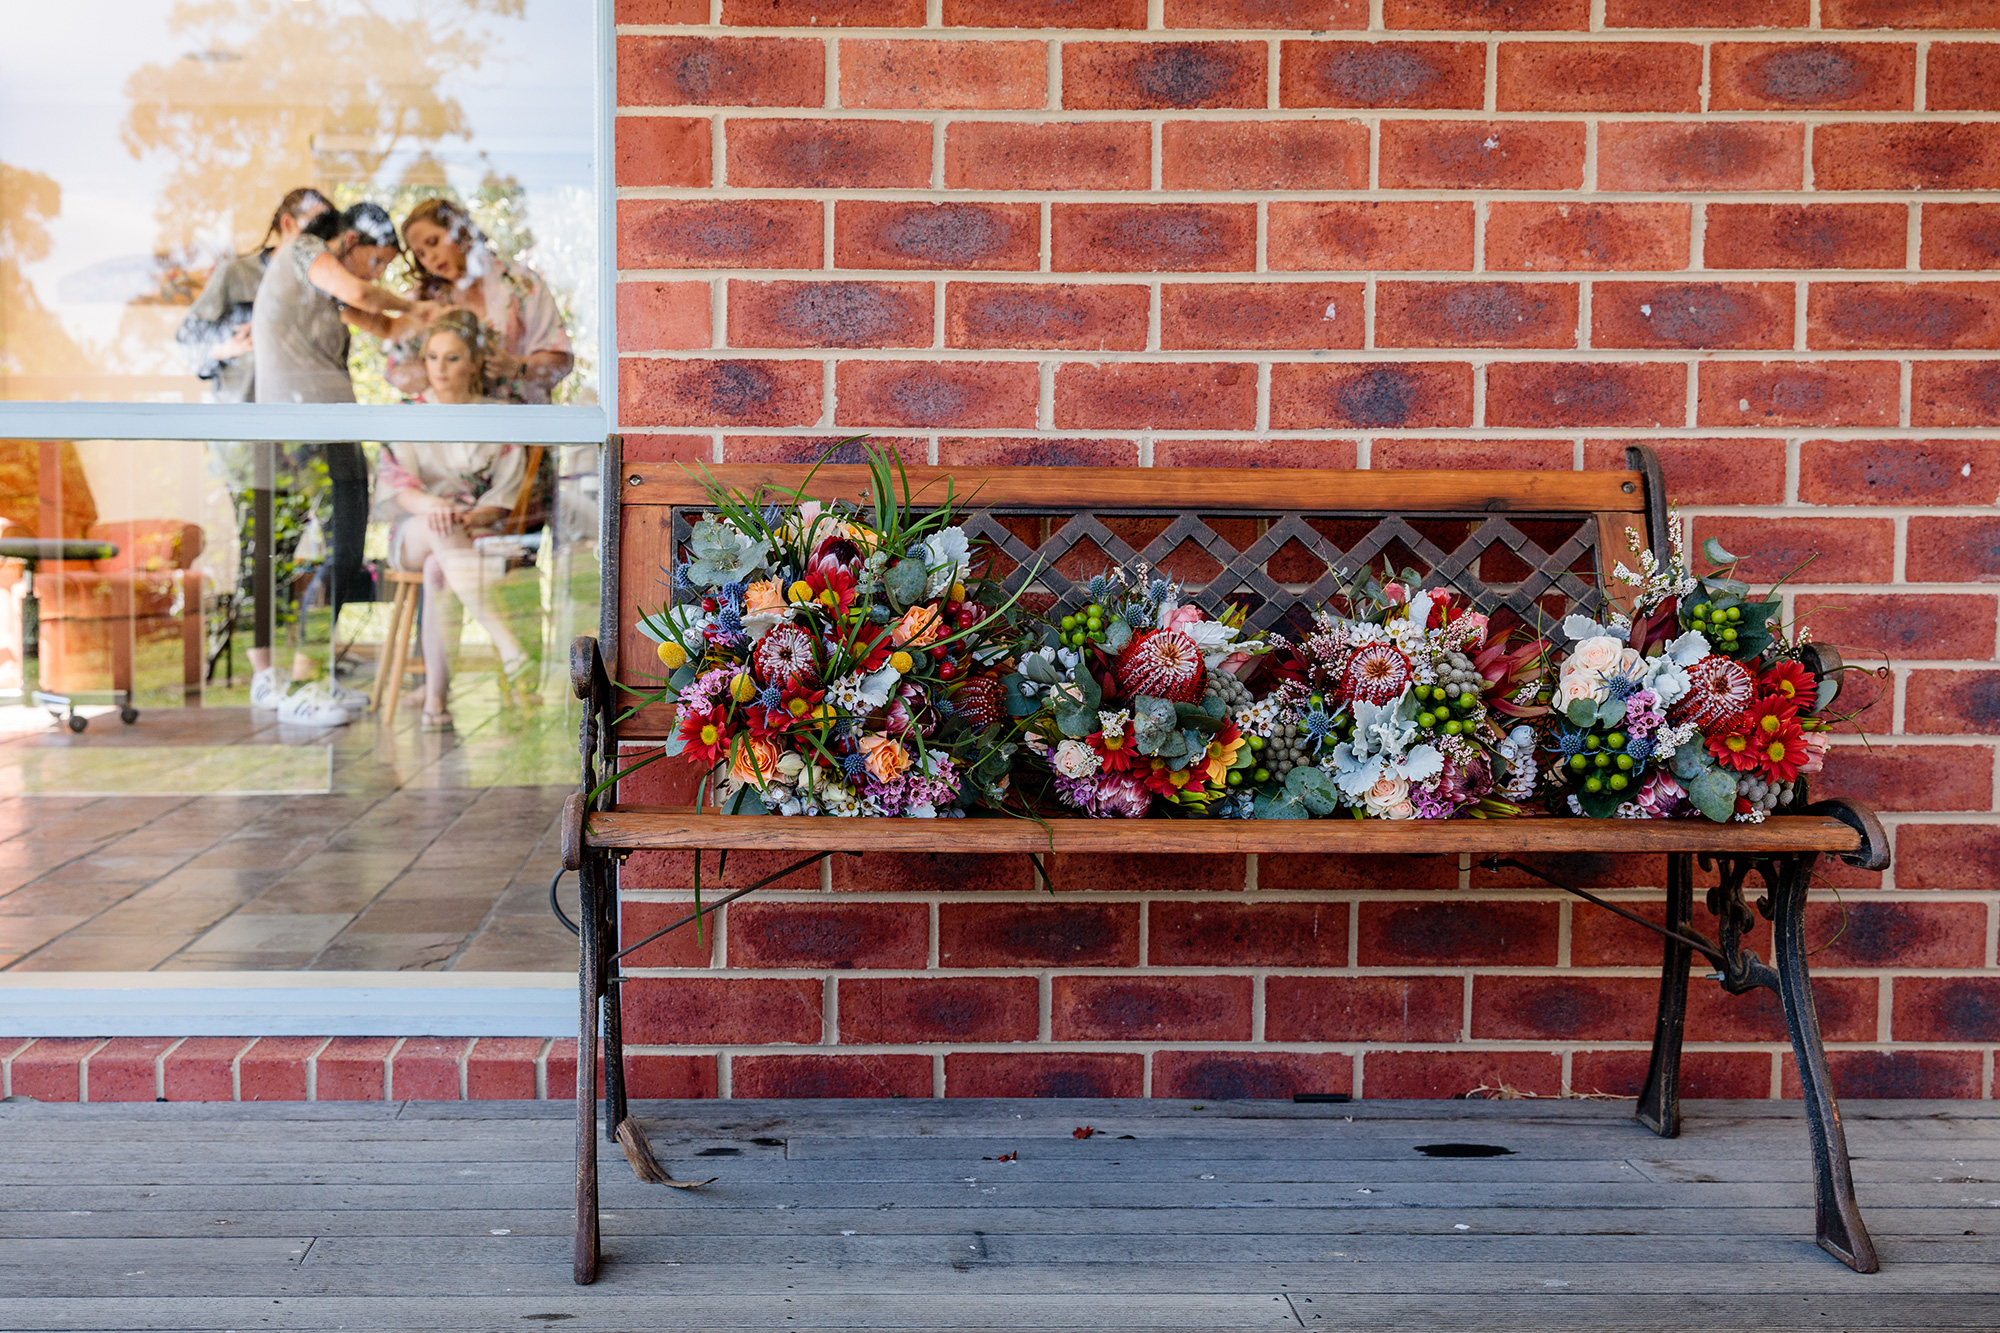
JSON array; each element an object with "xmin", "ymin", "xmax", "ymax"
[{"xmin": 0, "ymin": 677, "xmax": 578, "ymax": 973}]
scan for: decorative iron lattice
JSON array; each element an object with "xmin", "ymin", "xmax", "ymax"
[{"xmin": 668, "ymin": 507, "xmax": 1610, "ymax": 635}]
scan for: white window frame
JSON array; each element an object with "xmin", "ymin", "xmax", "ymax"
[{"xmin": 0, "ymin": 0, "xmax": 616, "ymax": 451}]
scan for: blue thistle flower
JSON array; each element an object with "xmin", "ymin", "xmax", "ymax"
[
  {"xmin": 1554, "ymin": 727, "xmax": 1588, "ymax": 758},
  {"xmin": 1088, "ymin": 574, "xmax": 1111, "ymax": 600},
  {"xmin": 1625, "ymin": 734, "xmax": 1655, "ymax": 764},
  {"xmin": 720, "ymin": 580, "xmax": 747, "ymax": 607},
  {"xmin": 1299, "ymin": 708, "xmax": 1338, "ymax": 750},
  {"xmin": 842, "ymin": 752, "xmax": 868, "ymax": 780},
  {"xmin": 716, "ymin": 606, "xmax": 743, "ymax": 633},
  {"xmin": 671, "ymin": 564, "xmax": 694, "ymax": 592},
  {"xmin": 758, "ymin": 684, "xmax": 785, "ymax": 711},
  {"xmin": 1147, "ymin": 578, "xmax": 1170, "ymax": 603},
  {"xmin": 935, "ymin": 696, "xmax": 955, "ymax": 717},
  {"xmin": 1602, "ymin": 666, "xmax": 1644, "ymax": 702},
  {"xmin": 1123, "ymin": 604, "xmax": 1151, "ymax": 629}
]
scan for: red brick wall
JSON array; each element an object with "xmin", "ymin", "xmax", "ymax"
[{"xmin": 613, "ymin": 0, "xmax": 2000, "ymax": 1102}]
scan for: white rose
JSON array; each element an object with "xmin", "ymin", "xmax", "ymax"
[
  {"xmin": 1364, "ymin": 775, "xmax": 1410, "ymax": 817},
  {"xmin": 1052, "ymin": 739, "xmax": 1101, "ymax": 780},
  {"xmin": 1556, "ymin": 672, "xmax": 1606, "ymax": 709},
  {"xmin": 1571, "ymin": 635, "xmax": 1625, "ymax": 674}
]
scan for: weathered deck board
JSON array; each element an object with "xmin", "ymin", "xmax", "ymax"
[{"xmin": 2, "ymin": 1099, "xmax": 1998, "ymax": 1331}]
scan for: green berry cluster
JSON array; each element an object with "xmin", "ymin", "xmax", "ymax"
[
  {"xmin": 1563, "ymin": 729, "xmax": 1640, "ymax": 796},
  {"xmin": 1412, "ymin": 658, "xmax": 1486, "ymax": 738},
  {"xmin": 1685, "ymin": 600, "xmax": 1743, "ymax": 651},
  {"xmin": 1058, "ymin": 603, "xmax": 1110, "ymax": 650}
]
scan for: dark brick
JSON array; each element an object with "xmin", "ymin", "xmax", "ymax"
[
  {"xmin": 732, "ymin": 1054, "xmax": 931, "ymax": 1099},
  {"xmin": 1365, "ymin": 1051, "xmax": 1562, "ymax": 1099},
  {"xmin": 945, "ymin": 282, "xmax": 1149, "ymax": 351},
  {"xmin": 619, "ymin": 200, "xmax": 821, "ymax": 270},
  {"xmin": 1803, "ymin": 1050, "xmax": 1983, "ymax": 1100},
  {"xmin": 1802, "ymin": 439, "xmax": 2000, "ymax": 506},
  {"xmin": 1809, "ymin": 283, "xmax": 2000, "ymax": 352},
  {"xmin": 1906, "ymin": 671, "xmax": 2000, "ymax": 735},
  {"xmin": 1278, "ymin": 40, "xmax": 1485, "ymax": 109},
  {"xmin": 1814, "ymin": 123, "xmax": 2000, "ymax": 191},
  {"xmin": 835, "ymin": 201, "xmax": 1039, "ymax": 272},
  {"xmin": 1485, "ymin": 361, "xmax": 1686, "ymax": 429},
  {"xmin": 1796, "ymin": 594, "xmax": 1996, "ymax": 662},
  {"xmin": 1375, "ymin": 281, "xmax": 1579, "ymax": 349},
  {"xmin": 1052, "ymin": 204, "xmax": 1257, "ymax": 272},
  {"xmin": 1909, "ymin": 516, "xmax": 2000, "ymax": 583},
  {"xmin": 1705, "ymin": 204, "xmax": 1908, "ymax": 271},
  {"xmin": 1148, "ymin": 902, "xmax": 1348, "ymax": 967},
  {"xmin": 1379, "ymin": 120, "xmax": 1585, "ymax": 190},
  {"xmin": 1054, "ymin": 362, "xmax": 1257, "ymax": 430},
  {"xmin": 1895, "ymin": 978, "xmax": 2000, "ymax": 1043},
  {"xmin": 727, "ymin": 902, "xmax": 930, "ymax": 969},
  {"xmin": 1269, "ymin": 201, "xmax": 1476, "ymax": 271},
  {"xmin": 1269, "ymin": 362, "xmax": 1474, "ymax": 430},
  {"xmin": 1356, "ymin": 901, "xmax": 1559, "ymax": 967},
  {"xmin": 834, "ymin": 361, "xmax": 1038, "ymax": 429},
  {"xmin": 620, "ymin": 358, "xmax": 822, "ymax": 428},
  {"xmin": 1383, "ymin": 0, "xmax": 1589, "ymax": 28},
  {"xmin": 944, "ymin": 1052, "xmax": 1144, "ymax": 1098},
  {"xmin": 1265, "ymin": 976, "xmax": 1463, "ymax": 1043},
  {"xmin": 1153, "ymin": 1051, "xmax": 1352, "ymax": 1100},
  {"xmin": 840, "ymin": 977, "xmax": 1039, "ymax": 1043},
  {"xmin": 937, "ymin": 902, "xmax": 1140, "ymax": 967},
  {"xmin": 1915, "ymin": 360, "xmax": 2000, "ymax": 427},
  {"xmin": 1697, "ymin": 361, "xmax": 1899, "ymax": 428},
  {"xmin": 1597, "ymin": 122, "xmax": 1803, "ymax": 191},
  {"xmin": 1052, "ymin": 975, "xmax": 1253, "ymax": 1041},
  {"xmin": 1064, "ymin": 41, "xmax": 1266, "ymax": 109},
  {"xmin": 1484, "ymin": 202, "xmax": 1690, "ymax": 272},
  {"xmin": 1591, "ymin": 282, "xmax": 1793, "ymax": 350},
  {"xmin": 726, "ymin": 280, "xmax": 932, "ymax": 349},
  {"xmin": 1711, "ymin": 42, "xmax": 1914, "ymax": 111},
  {"xmin": 1161, "ymin": 282, "xmax": 1364, "ymax": 350},
  {"xmin": 1473, "ymin": 976, "xmax": 1658, "ymax": 1041},
  {"xmin": 618, "ymin": 36, "xmax": 825, "ymax": 108}
]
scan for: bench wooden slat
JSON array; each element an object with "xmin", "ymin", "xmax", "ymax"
[
  {"xmin": 587, "ymin": 810, "xmax": 1862, "ymax": 857},
  {"xmin": 618, "ymin": 464, "xmax": 1651, "ymax": 513}
]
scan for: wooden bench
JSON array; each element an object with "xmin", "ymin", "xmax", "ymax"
[{"xmin": 559, "ymin": 440, "xmax": 1892, "ymax": 1285}]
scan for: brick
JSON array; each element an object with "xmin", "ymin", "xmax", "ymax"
[
  {"xmin": 1265, "ymin": 976, "xmax": 1462, "ymax": 1043},
  {"xmin": 840, "ymin": 977, "xmax": 1039, "ymax": 1043},
  {"xmin": 617, "ymin": 0, "xmax": 706, "ymax": 20},
  {"xmin": 1153, "ymin": 438, "xmax": 1359, "ymax": 469},
  {"xmin": 618, "ymin": 282, "xmax": 711, "ymax": 353},
  {"xmin": 1052, "ymin": 975, "xmax": 1252, "ymax": 1041},
  {"xmin": 1269, "ymin": 362, "xmax": 1474, "ymax": 430},
  {"xmin": 1485, "ymin": 362, "xmax": 1685, "ymax": 429},
  {"xmin": 1929, "ymin": 44, "xmax": 2000, "ymax": 112},
  {"xmin": 1153, "ymin": 1051, "xmax": 1353, "ymax": 1100},
  {"xmin": 1604, "ymin": 0, "xmax": 1808, "ymax": 25},
  {"xmin": 544, "ymin": 1040, "xmax": 606, "ymax": 1099},
  {"xmin": 1571, "ymin": 1050, "xmax": 1772, "ymax": 1101},
  {"xmin": 81, "ymin": 1037, "xmax": 173, "ymax": 1103},
  {"xmin": 836, "ymin": 851, "xmax": 1036, "ymax": 893},
  {"xmin": 1689, "ymin": 975, "xmax": 1875, "ymax": 1043},
  {"xmin": 727, "ymin": 902, "xmax": 929, "ymax": 969},
  {"xmin": 1365, "ymin": 1051, "xmax": 1562, "ymax": 1100},
  {"xmin": 621, "ymin": 358, "xmax": 821, "ymax": 428},
  {"xmin": 944, "ymin": 0, "xmax": 1145, "ymax": 25},
  {"xmin": 1374, "ymin": 438, "xmax": 1572, "ymax": 470},
  {"xmin": 1497, "ymin": 42, "xmax": 1701, "ymax": 113},
  {"xmin": 835, "ymin": 201, "xmax": 1038, "ymax": 272},
  {"xmin": 1704, "ymin": 204, "xmax": 1907, "ymax": 271},
  {"xmin": 1376, "ymin": 281, "xmax": 1578, "ymax": 350},
  {"xmin": 619, "ymin": 199, "xmax": 821, "ymax": 269},
  {"xmin": 727, "ymin": 280, "xmax": 931, "ymax": 349},
  {"xmin": 1823, "ymin": 0, "xmax": 2000, "ymax": 28},
  {"xmin": 1800, "ymin": 439, "xmax": 2000, "ymax": 506},
  {"xmin": 1054, "ymin": 363, "xmax": 1257, "ymax": 430},
  {"xmin": 618, "ymin": 37, "xmax": 825, "ymax": 108},
  {"xmin": 1798, "ymin": 1050, "xmax": 1983, "ymax": 1101},
  {"xmin": 1472, "ymin": 976, "xmax": 1658, "ymax": 1041},
  {"xmin": 1379, "ymin": 121, "xmax": 1585, "ymax": 191},
  {"xmin": 1916, "ymin": 361, "xmax": 2000, "ymax": 427},
  {"xmin": 1064, "ymin": 41, "xmax": 1265, "ymax": 110},
  {"xmin": 1592, "ymin": 282, "xmax": 1793, "ymax": 352},
  {"xmin": 1797, "ymin": 594, "xmax": 1996, "ymax": 662},
  {"xmin": 731, "ymin": 1054, "xmax": 932, "ymax": 1099},
  {"xmin": 1357, "ymin": 901, "xmax": 1558, "ymax": 967},
  {"xmin": 946, "ymin": 122, "xmax": 1149, "ymax": 191},
  {"xmin": 1909, "ymin": 516, "xmax": 2000, "ymax": 583},
  {"xmin": 1710, "ymin": 42, "xmax": 1913, "ymax": 111},
  {"xmin": 627, "ymin": 1055, "xmax": 718, "ymax": 1099},
  {"xmin": 938, "ymin": 902, "xmax": 1139, "ymax": 967},
  {"xmin": 620, "ymin": 899, "xmax": 715, "ymax": 968},
  {"xmin": 834, "ymin": 361, "xmax": 1038, "ymax": 429},
  {"xmin": 391, "ymin": 1038, "xmax": 468, "ymax": 1101},
  {"xmin": 1147, "ymin": 902, "xmax": 1347, "ymax": 968},
  {"xmin": 466, "ymin": 1038, "xmax": 543, "ymax": 1100},
  {"xmin": 620, "ymin": 846, "xmax": 820, "ymax": 891},
  {"xmin": 1484, "ymin": 202, "xmax": 1689, "ymax": 273},
  {"xmin": 839, "ymin": 39, "xmax": 1046, "ymax": 109},
  {"xmin": 313, "ymin": 1037, "xmax": 392, "ymax": 1102},
  {"xmin": 1597, "ymin": 122, "xmax": 1803, "ymax": 191},
  {"xmin": 944, "ymin": 1052, "xmax": 1144, "ymax": 1098},
  {"xmin": 1584, "ymin": 438, "xmax": 1786, "ymax": 505},
  {"xmin": 1052, "ymin": 204, "xmax": 1257, "ymax": 272},
  {"xmin": 939, "ymin": 436, "xmax": 1139, "ymax": 466},
  {"xmin": 727, "ymin": 118, "xmax": 930, "ymax": 189},
  {"xmin": 1895, "ymin": 978, "xmax": 2000, "ymax": 1043},
  {"xmin": 1568, "ymin": 899, "xmax": 1668, "ymax": 967},
  {"xmin": 1814, "ymin": 124, "xmax": 2000, "ymax": 191},
  {"xmin": 1269, "ymin": 202, "xmax": 1476, "ymax": 272},
  {"xmin": 1696, "ymin": 360, "xmax": 1898, "ymax": 428},
  {"xmin": 1169, "ymin": 0, "xmax": 1367, "ymax": 26},
  {"xmin": 1817, "ymin": 744, "xmax": 1994, "ymax": 813},
  {"xmin": 1921, "ymin": 204, "xmax": 2000, "ymax": 271},
  {"xmin": 10, "ymin": 1038, "xmax": 98, "ymax": 1102},
  {"xmin": 624, "ymin": 976, "xmax": 824, "ymax": 1043},
  {"xmin": 1813, "ymin": 900, "xmax": 1987, "ymax": 969},
  {"xmin": 722, "ymin": 0, "xmax": 923, "ymax": 24},
  {"xmin": 1809, "ymin": 283, "xmax": 2000, "ymax": 352},
  {"xmin": 1907, "ymin": 671, "xmax": 2000, "ymax": 735},
  {"xmin": 162, "ymin": 1037, "xmax": 253, "ymax": 1102},
  {"xmin": 1161, "ymin": 283, "xmax": 1363, "ymax": 350},
  {"xmin": 1688, "ymin": 516, "xmax": 1892, "ymax": 585},
  {"xmin": 1278, "ymin": 40, "xmax": 1485, "ymax": 109},
  {"xmin": 946, "ymin": 282, "xmax": 1149, "ymax": 351},
  {"xmin": 239, "ymin": 1037, "xmax": 321, "ymax": 1102},
  {"xmin": 615, "ymin": 116, "xmax": 710, "ymax": 188},
  {"xmin": 1384, "ymin": 0, "xmax": 1588, "ymax": 28},
  {"xmin": 1043, "ymin": 852, "xmax": 1247, "ymax": 893},
  {"xmin": 1899, "ymin": 823, "xmax": 2000, "ymax": 890},
  {"xmin": 1161, "ymin": 121, "xmax": 1368, "ymax": 191}
]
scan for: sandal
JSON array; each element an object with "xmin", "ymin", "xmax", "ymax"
[{"xmin": 420, "ymin": 709, "xmax": 455, "ymax": 733}]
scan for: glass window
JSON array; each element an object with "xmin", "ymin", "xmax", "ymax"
[{"xmin": 0, "ymin": 0, "xmax": 599, "ymax": 417}]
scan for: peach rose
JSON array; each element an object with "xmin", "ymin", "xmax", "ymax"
[
  {"xmin": 1555, "ymin": 672, "xmax": 1606, "ymax": 709},
  {"xmin": 1364, "ymin": 775, "xmax": 1410, "ymax": 818},
  {"xmin": 728, "ymin": 736, "xmax": 781, "ymax": 787},
  {"xmin": 743, "ymin": 580, "xmax": 787, "ymax": 618},
  {"xmin": 891, "ymin": 603, "xmax": 946, "ymax": 648},
  {"xmin": 1570, "ymin": 635, "xmax": 1625, "ymax": 674},
  {"xmin": 859, "ymin": 734, "xmax": 911, "ymax": 783}
]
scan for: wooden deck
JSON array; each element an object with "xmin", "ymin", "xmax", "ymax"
[{"xmin": 3, "ymin": 1097, "xmax": 1998, "ymax": 1330}]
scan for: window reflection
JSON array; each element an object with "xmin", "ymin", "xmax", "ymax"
[{"xmin": 0, "ymin": 0, "xmax": 596, "ymax": 407}]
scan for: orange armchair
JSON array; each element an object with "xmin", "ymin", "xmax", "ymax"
[{"xmin": 35, "ymin": 519, "xmax": 205, "ymax": 702}]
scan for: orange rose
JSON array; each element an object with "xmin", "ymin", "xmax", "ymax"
[
  {"xmin": 727, "ymin": 736, "xmax": 781, "ymax": 787},
  {"xmin": 891, "ymin": 603, "xmax": 945, "ymax": 648},
  {"xmin": 743, "ymin": 580, "xmax": 787, "ymax": 618},
  {"xmin": 859, "ymin": 734, "xmax": 911, "ymax": 783}
]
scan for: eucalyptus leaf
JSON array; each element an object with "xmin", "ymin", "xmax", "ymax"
[
  {"xmin": 1001, "ymin": 673, "xmax": 1040, "ymax": 718},
  {"xmin": 724, "ymin": 786, "xmax": 771, "ymax": 817},
  {"xmin": 1578, "ymin": 787, "xmax": 1622, "ymax": 819},
  {"xmin": 1022, "ymin": 655, "xmax": 1061, "ymax": 686},
  {"xmin": 1177, "ymin": 710, "xmax": 1222, "ymax": 735},
  {"xmin": 662, "ymin": 726, "xmax": 689, "ymax": 758},
  {"xmin": 1689, "ymin": 766, "xmax": 1740, "ymax": 823},
  {"xmin": 1814, "ymin": 672, "xmax": 1840, "ymax": 714},
  {"xmin": 1152, "ymin": 730, "xmax": 1189, "ymax": 760},
  {"xmin": 1566, "ymin": 697, "xmax": 1599, "ymax": 729},
  {"xmin": 1670, "ymin": 747, "xmax": 1710, "ymax": 783},
  {"xmin": 1702, "ymin": 537, "xmax": 1737, "ymax": 568},
  {"xmin": 1253, "ymin": 788, "xmax": 1307, "ymax": 820},
  {"xmin": 1598, "ymin": 697, "xmax": 1626, "ymax": 729},
  {"xmin": 668, "ymin": 663, "xmax": 697, "ymax": 691},
  {"xmin": 882, "ymin": 558, "xmax": 927, "ymax": 609},
  {"xmin": 1286, "ymin": 766, "xmax": 1340, "ymax": 817},
  {"xmin": 1055, "ymin": 702, "xmax": 1097, "ymax": 739},
  {"xmin": 1103, "ymin": 619, "xmax": 1133, "ymax": 652}
]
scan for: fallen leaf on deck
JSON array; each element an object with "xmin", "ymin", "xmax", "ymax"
[{"xmin": 1073, "ymin": 1126, "xmax": 1095, "ymax": 1139}]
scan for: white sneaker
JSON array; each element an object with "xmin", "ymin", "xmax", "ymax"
[
  {"xmin": 249, "ymin": 666, "xmax": 288, "ymax": 711},
  {"xmin": 276, "ymin": 683, "xmax": 351, "ymax": 728},
  {"xmin": 324, "ymin": 678, "xmax": 369, "ymax": 715}
]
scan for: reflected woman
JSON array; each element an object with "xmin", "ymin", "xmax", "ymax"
[
  {"xmin": 374, "ymin": 311, "xmax": 535, "ymax": 733},
  {"xmin": 385, "ymin": 198, "xmax": 573, "ymax": 404},
  {"xmin": 176, "ymin": 187, "xmax": 332, "ymax": 403}
]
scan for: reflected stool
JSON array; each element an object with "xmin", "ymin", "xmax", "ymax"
[{"xmin": 368, "ymin": 569, "xmax": 425, "ymax": 728}]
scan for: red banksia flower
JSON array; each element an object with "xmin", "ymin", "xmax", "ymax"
[
  {"xmin": 1673, "ymin": 654, "xmax": 1756, "ymax": 731},
  {"xmin": 1114, "ymin": 628, "xmax": 1205, "ymax": 703},
  {"xmin": 1341, "ymin": 642, "xmax": 1413, "ymax": 706}
]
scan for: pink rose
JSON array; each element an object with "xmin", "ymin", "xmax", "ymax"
[{"xmin": 1571, "ymin": 636, "xmax": 1625, "ymax": 674}]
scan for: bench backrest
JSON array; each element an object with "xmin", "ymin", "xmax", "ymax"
[{"xmin": 602, "ymin": 442, "xmax": 1669, "ymax": 742}]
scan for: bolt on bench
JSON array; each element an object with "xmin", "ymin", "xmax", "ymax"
[{"xmin": 559, "ymin": 439, "xmax": 1891, "ymax": 1284}]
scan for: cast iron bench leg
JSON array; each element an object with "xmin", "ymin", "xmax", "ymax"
[
  {"xmin": 574, "ymin": 854, "xmax": 604, "ymax": 1285},
  {"xmin": 1636, "ymin": 852, "xmax": 1695, "ymax": 1138},
  {"xmin": 1770, "ymin": 852, "xmax": 1880, "ymax": 1273}
]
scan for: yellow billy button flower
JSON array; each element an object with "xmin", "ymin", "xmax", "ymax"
[
  {"xmin": 949, "ymin": 582, "xmax": 966, "ymax": 603},
  {"xmin": 656, "ymin": 640, "xmax": 688, "ymax": 669},
  {"xmin": 787, "ymin": 580, "xmax": 813, "ymax": 604},
  {"xmin": 730, "ymin": 673, "xmax": 758, "ymax": 704},
  {"xmin": 889, "ymin": 650, "xmax": 913, "ymax": 673}
]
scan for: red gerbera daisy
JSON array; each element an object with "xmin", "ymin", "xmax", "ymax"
[
  {"xmin": 677, "ymin": 706, "xmax": 730, "ymax": 765},
  {"xmin": 1672, "ymin": 654, "xmax": 1757, "ymax": 730},
  {"xmin": 1706, "ymin": 714, "xmax": 1759, "ymax": 772},
  {"xmin": 1089, "ymin": 722, "xmax": 1137, "ymax": 772},
  {"xmin": 1341, "ymin": 642, "xmax": 1412, "ymax": 706},
  {"xmin": 1760, "ymin": 659, "xmax": 1815, "ymax": 708},
  {"xmin": 1745, "ymin": 697, "xmax": 1809, "ymax": 783}
]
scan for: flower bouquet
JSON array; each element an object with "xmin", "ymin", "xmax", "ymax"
[
  {"xmin": 1006, "ymin": 565, "xmax": 1275, "ymax": 818},
  {"xmin": 635, "ymin": 447, "xmax": 1026, "ymax": 817},
  {"xmin": 1539, "ymin": 522, "xmax": 1836, "ymax": 822}
]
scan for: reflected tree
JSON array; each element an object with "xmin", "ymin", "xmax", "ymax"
[{"xmin": 0, "ymin": 163, "xmax": 93, "ymax": 391}]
